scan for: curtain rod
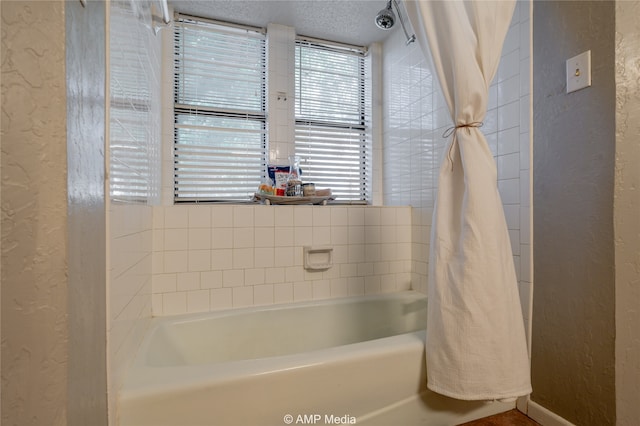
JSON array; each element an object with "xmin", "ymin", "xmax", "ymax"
[{"xmin": 161, "ymin": 0, "xmax": 170, "ymax": 24}]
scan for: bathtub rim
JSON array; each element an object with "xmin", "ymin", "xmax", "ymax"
[{"xmin": 121, "ymin": 290, "xmax": 427, "ymax": 399}]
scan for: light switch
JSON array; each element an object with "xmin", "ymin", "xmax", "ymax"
[{"xmin": 566, "ymin": 50, "xmax": 591, "ymax": 94}]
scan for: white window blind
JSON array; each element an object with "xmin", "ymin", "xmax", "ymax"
[
  {"xmin": 174, "ymin": 15, "xmax": 266, "ymax": 202},
  {"xmin": 295, "ymin": 39, "xmax": 369, "ymax": 202}
]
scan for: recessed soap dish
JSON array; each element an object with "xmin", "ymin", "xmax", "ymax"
[{"xmin": 303, "ymin": 246, "xmax": 333, "ymax": 271}]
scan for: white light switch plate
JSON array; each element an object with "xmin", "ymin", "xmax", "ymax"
[{"xmin": 566, "ymin": 50, "xmax": 591, "ymax": 94}]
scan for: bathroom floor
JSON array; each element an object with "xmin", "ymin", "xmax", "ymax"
[{"xmin": 458, "ymin": 409, "xmax": 540, "ymax": 426}]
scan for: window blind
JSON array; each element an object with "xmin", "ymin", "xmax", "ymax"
[
  {"xmin": 174, "ymin": 15, "xmax": 266, "ymax": 201},
  {"xmin": 294, "ymin": 39, "xmax": 369, "ymax": 202}
]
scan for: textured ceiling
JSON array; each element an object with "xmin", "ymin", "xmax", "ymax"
[{"xmin": 169, "ymin": 0, "xmax": 399, "ymax": 46}]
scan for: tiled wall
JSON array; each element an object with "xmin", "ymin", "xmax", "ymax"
[
  {"xmin": 107, "ymin": 1, "xmax": 162, "ymax": 421},
  {"xmin": 151, "ymin": 205, "xmax": 412, "ymax": 315},
  {"xmin": 382, "ymin": 0, "xmax": 532, "ymax": 337}
]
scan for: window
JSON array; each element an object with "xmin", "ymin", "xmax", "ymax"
[
  {"xmin": 295, "ymin": 39, "xmax": 369, "ymax": 203},
  {"xmin": 173, "ymin": 15, "xmax": 266, "ymax": 202}
]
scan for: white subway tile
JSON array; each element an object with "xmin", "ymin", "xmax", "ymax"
[
  {"xmin": 330, "ymin": 278, "xmax": 348, "ymax": 297},
  {"xmin": 365, "ymin": 245, "xmax": 381, "ymax": 263},
  {"xmin": 364, "ymin": 276, "xmax": 382, "ymax": 294},
  {"xmin": 348, "ymin": 244, "xmax": 366, "ymax": 263},
  {"xmin": 330, "ymin": 207, "xmax": 349, "ymax": 226},
  {"xmin": 153, "ymin": 273, "xmax": 177, "ymax": 293},
  {"xmin": 340, "ymin": 263, "xmax": 358, "ymax": 278},
  {"xmin": 294, "ymin": 226, "xmax": 312, "ymax": 246},
  {"xmin": 164, "ymin": 228, "xmax": 188, "ymax": 251},
  {"xmin": 164, "ymin": 206, "xmax": 189, "ymax": 228},
  {"xmin": 189, "ymin": 250, "xmax": 211, "ymax": 272},
  {"xmin": 497, "ymin": 75, "xmax": 520, "ymax": 107},
  {"xmin": 330, "ymin": 226, "xmax": 349, "ymax": 245},
  {"xmin": 293, "ymin": 282, "xmax": 313, "ymax": 301},
  {"xmin": 312, "ymin": 208, "xmax": 331, "ymax": 227},
  {"xmin": 232, "ymin": 248, "xmax": 254, "ymax": 269},
  {"xmin": 188, "ymin": 228, "xmax": 211, "ymax": 250},
  {"xmin": 381, "ymin": 275, "xmax": 397, "ymax": 293},
  {"xmin": 254, "ymin": 248, "xmax": 275, "ymax": 268},
  {"xmin": 162, "ymin": 292, "xmax": 187, "ymax": 315},
  {"xmin": 152, "ymin": 252, "xmax": 164, "ymax": 274},
  {"xmin": 210, "ymin": 249, "xmax": 233, "ymax": 270},
  {"xmin": 210, "ymin": 288, "xmax": 232, "ymax": 310},
  {"xmin": 348, "ymin": 277, "xmax": 365, "ymax": 296},
  {"xmin": 285, "ymin": 266, "xmax": 304, "ymax": 283},
  {"xmin": 212, "ymin": 228, "xmax": 233, "ymax": 249},
  {"xmin": 233, "ymin": 206, "xmax": 254, "ymax": 227},
  {"xmin": 312, "ymin": 226, "xmax": 331, "ymax": 245},
  {"xmin": 151, "ymin": 294, "xmax": 163, "ymax": 316},
  {"xmin": 253, "ymin": 284, "xmax": 274, "ymax": 305},
  {"xmin": 498, "ymin": 100, "xmax": 520, "ymax": 131},
  {"xmin": 312, "ymin": 280, "xmax": 331, "ymax": 300},
  {"xmin": 245, "ymin": 268, "xmax": 265, "ymax": 286},
  {"xmin": 348, "ymin": 207, "xmax": 365, "ymax": 226},
  {"xmin": 498, "ymin": 126, "xmax": 520, "ymax": 156},
  {"xmin": 254, "ymin": 228, "xmax": 274, "ymax": 248},
  {"xmin": 232, "ymin": 287, "xmax": 253, "ymax": 307},
  {"xmin": 152, "ymin": 207, "xmax": 164, "ymax": 229},
  {"xmin": 212, "ymin": 206, "xmax": 233, "ymax": 228},
  {"xmin": 164, "ymin": 251, "xmax": 188, "ymax": 273},
  {"xmin": 254, "ymin": 206, "xmax": 275, "ymax": 227},
  {"xmin": 274, "ymin": 282, "xmax": 293, "ymax": 303},
  {"xmin": 503, "ymin": 204, "xmax": 520, "ymax": 230},
  {"xmin": 274, "ymin": 206, "xmax": 294, "ymax": 227},
  {"xmin": 200, "ymin": 270, "xmax": 223, "ymax": 289},
  {"xmin": 498, "ymin": 178, "xmax": 520, "ymax": 205},
  {"xmin": 274, "ymin": 247, "xmax": 295, "ymax": 267},
  {"xmin": 233, "ymin": 227, "xmax": 254, "ymax": 248},
  {"xmin": 188, "ymin": 206, "xmax": 210, "ymax": 228},
  {"xmin": 498, "ymin": 152, "xmax": 520, "ymax": 180},
  {"xmin": 152, "ymin": 229, "xmax": 164, "ymax": 252},
  {"xmin": 274, "ymin": 227, "xmax": 294, "ymax": 247},
  {"xmin": 294, "ymin": 206, "xmax": 313, "ymax": 227},
  {"xmin": 348, "ymin": 226, "xmax": 365, "ymax": 245},
  {"xmin": 265, "ymin": 267, "xmax": 285, "ymax": 284},
  {"xmin": 177, "ymin": 272, "xmax": 200, "ymax": 291},
  {"xmin": 222, "ymin": 269, "xmax": 244, "ymax": 287},
  {"xmin": 364, "ymin": 208, "xmax": 380, "ymax": 226},
  {"xmin": 498, "ymin": 50, "xmax": 519, "ymax": 83},
  {"xmin": 509, "ymin": 229, "xmax": 521, "ymax": 255},
  {"xmin": 187, "ymin": 290, "xmax": 210, "ymax": 313}
]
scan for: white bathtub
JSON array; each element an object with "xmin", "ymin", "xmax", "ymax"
[{"xmin": 119, "ymin": 291, "xmax": 513, "ymax": 426}]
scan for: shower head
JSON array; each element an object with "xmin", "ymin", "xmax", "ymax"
[
  {"xmin": 375, "ymin": 1, "xmax": 396, "ymax": 30},
  {"xmin": 374, "ymin": 0, "xmax": 416, "ymax": 45}
]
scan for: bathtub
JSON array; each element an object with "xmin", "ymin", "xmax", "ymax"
[{"xmin": 119, "ymin": 291, "xmax": 514, "ymax": 426}]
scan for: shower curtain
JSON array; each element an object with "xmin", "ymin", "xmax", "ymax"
[{"xmin": 404, "ymin": 0, "xmax": 532, "ymax": 401}]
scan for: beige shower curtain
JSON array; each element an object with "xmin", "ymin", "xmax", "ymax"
[{"xmin": 404, "ymin": 0, "xmax": 532, "ymax": 401}]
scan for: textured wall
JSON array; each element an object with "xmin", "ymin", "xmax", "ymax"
[
  {"xmin": 532, "ymin": 1, "xmax": 616, "ymax": 424},
  {"xmin": 66, "ymin": 0, "xmax": 108, "ymax": 424},
  {"xmin": 1, "ymin": 1, "xmax": 68, "ymax": 424},
  {"xmin": 614, "ymin": 1, "xmax": 640, "ymax": 424}
]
